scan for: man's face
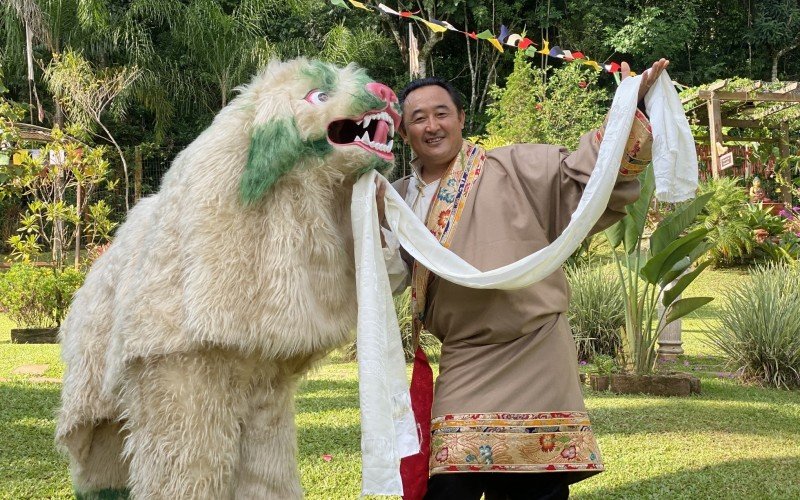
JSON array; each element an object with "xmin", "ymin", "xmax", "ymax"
[{"xmin": 399, "ymin": 85, "xmax": 465, "ymax": 171}]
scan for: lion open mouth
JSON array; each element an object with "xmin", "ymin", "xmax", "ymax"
[{"xmin": 327, "ymin": 110, "xmax": 396, "ymax": 160}]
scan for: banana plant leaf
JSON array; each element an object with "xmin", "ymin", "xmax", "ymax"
[
  {"xmin": 640, "ymin": 227, "xmax": 709, "ymax": 284},
  {"xmin": 665, "ymin": 296, "xmax": 714, "ymax": 324},
  {"xmin": 660, "ymin": 257, "xmax": 691, "ymax": 286},
  {"xmin": 662, "ymin": 260, "xmax": 713, "ymax": 306},
  {"xmin": 650, "ymin": 192, "xmax": 713, "ymax": 255},
  {"xmin": 604, "ymin": 166, "xmax": 655, "ymax": 252},
  {"xmin": 623, "ymin": 166, "xmax": 656, "ymax": 253}
]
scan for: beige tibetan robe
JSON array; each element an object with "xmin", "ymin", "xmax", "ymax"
[{"xmin": 391, "ymin": 114, "xmax": 651, "ymax": 481}]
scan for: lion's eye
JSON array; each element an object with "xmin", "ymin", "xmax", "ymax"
[{"xmin": 305, "ymin": 90, "xmax": 329, "ymax": 105}]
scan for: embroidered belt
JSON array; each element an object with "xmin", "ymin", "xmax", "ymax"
[{"xmin": 429, "ymin": 411, "xmax": 604, "ymax": 475}]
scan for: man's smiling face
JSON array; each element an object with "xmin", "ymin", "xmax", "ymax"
[{"xmin": 399, "ymin": 84, "xmax": 465, "ymax": 173}]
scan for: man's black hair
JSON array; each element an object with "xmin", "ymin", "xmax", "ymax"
[{"xmin": 399, "ymin": 77, "xmax": 464, "ymax": 113}]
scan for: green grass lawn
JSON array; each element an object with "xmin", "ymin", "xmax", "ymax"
[{"xmin": 2, "ymin": 268, "xmax": 800, "ymax": 499}]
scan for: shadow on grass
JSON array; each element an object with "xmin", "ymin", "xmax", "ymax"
[
  {"xmin": 0, "ymin": 381, "xmax": 61, "ymax": 424},
  {"xmin": 0, "ymin": 382, "xmax": 71, "ymax": 495},
  {"xmin": 575, "ymin": 456, "xmax": 800, "ymax": 499},
  {"xmin": 295, "ymin": 378, "xmax": 359, "ymax": 414}
]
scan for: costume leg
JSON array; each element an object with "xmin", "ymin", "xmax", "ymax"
[
  {"xmin": 68, "ymin": 420, "xmax": 130, "ymax": 498},
  {"xmin": 120, "ymin": 349, "xmax": 255, "ymax": 499},
  {"xmin": 234, "ymin": 370, "xmax": 303, "ymax": 499}
]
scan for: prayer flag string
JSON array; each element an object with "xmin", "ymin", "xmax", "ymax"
[{"xmin": 331, "ymin": 1, "xmax": 626, "ymax": 74}]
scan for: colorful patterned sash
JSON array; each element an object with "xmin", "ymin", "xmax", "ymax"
[
  {"xmin": 411, "ymin": 141, "xmax": 487, "ymax": 342},
  {"xmin": 401, "ymin": 141, "xmax": 486, "ymax": 500}
]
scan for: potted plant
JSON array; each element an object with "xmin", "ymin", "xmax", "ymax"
[
  {"xmin": 588, "ymin": 354, "xmax": 617, "ymax": 391},
  {"xmin": 0, "ymin": 262, "xmax": 84, "ymax": 343},
  {"xmin": 604, "ymin": 165, "xmax": 713, "ymax": 396}
]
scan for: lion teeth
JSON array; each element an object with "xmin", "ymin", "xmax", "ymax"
[
  {"xmin": 387, "ymin": 139, "xmax": 393, "ymax": 149},
  {"xmin": 363, "ymin": 116, "xmax": 372, "ymax": 128}
]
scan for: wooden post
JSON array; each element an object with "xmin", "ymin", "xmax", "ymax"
[
  {"xmin": 706, "ymin": 93, "xmax": 723, "ymax": 179},
  {"xmin": 134, "ymin": 145, "xmax": 143, "ymax": 203}
]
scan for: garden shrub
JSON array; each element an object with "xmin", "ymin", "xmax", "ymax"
[
  {"xmin": 565, "ymin": 263, "xmax": 624, "ymax": 360},
  {"xmin": 484, "ymin": 52, "xmax": 608, "ymax": 151},
  {"xmin": 0, "ymin": 263, "xmax": 85, "ymax": 328},
  {"xmin": 694, "ymin": 177, "xmax": 754, "ymax": 264},
  {"xmin": 707, "ymin": 262, "xmax": 800, "ymax": 389},
  {"xmin": 695, "ymin": 177, "xmax": 794, "ymax": 265}
]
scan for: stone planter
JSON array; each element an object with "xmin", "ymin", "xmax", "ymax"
[
  {"xmin": 588, "ymin": 374, "xmax": 610, "ymax": 391},
  {"xmin": 10, "ymin": 328, "xmax": 59, "ymax": 344},
  {"xmin": 610, "ymin": 372, "xmax": 700, "ymax": 397}
]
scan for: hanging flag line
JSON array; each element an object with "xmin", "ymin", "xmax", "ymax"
[{"xmin": 330, "ymin": 0, "xmax": 626, "ymax": 74}]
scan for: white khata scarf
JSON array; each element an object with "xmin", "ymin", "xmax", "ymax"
[{"xmin": 350, "ymin": 70, "xmax": 697, "ymax": 496}]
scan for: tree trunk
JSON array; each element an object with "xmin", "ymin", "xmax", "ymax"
[
  {"xmin": 417, "ymin": 31, "xmax": 444, "ymax": 79},
  {"xmin": 772, "ymin": 44, "xmax": 798, "ymax": 82}
]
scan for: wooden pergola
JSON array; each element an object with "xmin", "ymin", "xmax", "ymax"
[{"xmin": 683, "ymin": 80, "xmax": 800, "ymax": 206}]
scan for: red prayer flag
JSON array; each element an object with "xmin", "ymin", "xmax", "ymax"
[
  {"xmin": 571, "ymin": 51, "xmax": 585, "ymax": 59},
  {"xmin": 518, "ymin": 38, "xmax": 534, "ymax": 50}
]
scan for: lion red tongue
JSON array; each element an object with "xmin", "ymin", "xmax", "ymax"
[{"xmin": 372, "ymin": 120, "xmax": 389, "ymax": 145}]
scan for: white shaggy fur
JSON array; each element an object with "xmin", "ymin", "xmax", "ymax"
[{"xmin": 56, "ymin": 58, "xmax": 395, "ymax": 498}]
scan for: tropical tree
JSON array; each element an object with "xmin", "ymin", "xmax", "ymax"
[
  {"xmin": 45, "ymin": 50, "xmax": 140, "ymax": 210},
  {"xmin": 749, "ymin": 0, "xmax": 800, "ymax": 82}
]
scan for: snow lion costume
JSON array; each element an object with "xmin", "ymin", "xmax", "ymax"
[{"xmin": 56, "ymin": 58, "xmax": 400, "ymax": 499}]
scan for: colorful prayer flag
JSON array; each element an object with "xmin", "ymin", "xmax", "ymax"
[
  {"xmin": 330, "ymin": 0, "xmax": 350, "ymax": 9},
  {"xmin": 488, "ymin": 38, "xmax": 504, "ymax": 53},
  {"xmin": 377, "ymin": 3, "xmax": 399, "ymax": 16},
  {"xmin": 549, "ymin": 46, "xmax": 565, "ymax": 59},
  {"xmin": 348, "ymin": 0, "xmax": 370, "ymax": 10},
  {"xmin": 498, "ymin": 25, "xmax": 510, "ymax": 44},
  {"xmin": 506, "ymin": 34, "xmax": 522, "ymax": 47},
  {"xmin": 419, "ymin": 18, "xmax": 448, "ymax": 33},
  {"xmin": 537, "ymin": 39, "xmax": 550, "ymax": 55},
  {"xmin": 583, "ymin": 59, "xmax": 602, "ymax": 71},
  {"xmin": 518, "ymin": 38, "xmax": 534, "ymax": 50}
]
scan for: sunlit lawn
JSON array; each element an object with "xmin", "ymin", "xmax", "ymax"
[{"xmin": 2, "ymin": 268, "xmax": 800, "ymax": 499}]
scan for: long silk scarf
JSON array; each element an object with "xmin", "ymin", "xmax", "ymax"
[{"xmin": 351, "ymin": 70, "xmax": 698, "ymax": 496}]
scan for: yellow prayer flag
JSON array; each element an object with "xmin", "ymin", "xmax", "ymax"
[
  {"xmin": 488, "ymin": 38, "xmax": 504, "ymax": 53},
  {"xmin": 348, "ymin": 0, "xmax": 369, "ymax": 10},
  {"xmin": 583, "ymin": 59, "xmax": 602, "ymax": 71},
  {"xmin": 421, "ymin": 20, "xmax": 448, "ymax": 33},
  {"xmin": 537, "ymin": 39, "xmax": 550, "ymax": 55}
]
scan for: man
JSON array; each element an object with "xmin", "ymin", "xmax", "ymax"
[{"xmin": 378, "ymin": 59, "xmax": 669, "ymax": 500}]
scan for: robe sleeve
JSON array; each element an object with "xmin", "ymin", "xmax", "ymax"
[{"xmin": 556, "ymin": 108, "xmax": 653, "ymax": 238}]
